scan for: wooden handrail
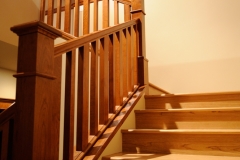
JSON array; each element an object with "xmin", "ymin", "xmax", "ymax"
[
  {"xmin": 114, "ymin": 0, "xmax": 131, "ymax": 5},
  {"xmin": 0, "ymin": 98, "xmax": 15, "ymax": 110},
  {"xmin": 54, "ymin": 19, "xmax": 139, "ymax": 56},
  {"xmin": 55, "ymin": 28, "xmax": 77, "ymax": 40},
  {"xmin": 0, "ymin": 103, "xmax": 15, "ymax": 125},
  {"xmin": 0, "ymin": 98, "xmax": 15, "ymax": 103}
]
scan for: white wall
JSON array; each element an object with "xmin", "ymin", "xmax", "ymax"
[
  {"xmin": 145, "ymin": 0, "xmax": 240, "ymax": 93},
  {"xmin": 0, "ymin": 68, "xmax": 16, "ymax": 99}
]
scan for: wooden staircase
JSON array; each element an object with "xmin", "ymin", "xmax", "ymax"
[{"xmin": 103, "ymin": 92, "xmax": 240, "ymax": 159}]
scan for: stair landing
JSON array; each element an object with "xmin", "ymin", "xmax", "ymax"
[{"xmin": 103, "ymin": 152, "xmax": 240, "ymax": 160}]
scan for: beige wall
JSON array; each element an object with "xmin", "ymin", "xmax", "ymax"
[
  {"xmin": 0, "ymin": 68, "xmax": 16, "ymax": 99},
  {"xmin": 145, "ymin": 0, "xmax": 240, "ymax": 93},
  {"xmin": 0, "ymin": 0, "xmax": 40, "ymax": 46}
]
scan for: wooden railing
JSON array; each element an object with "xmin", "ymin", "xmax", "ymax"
[
  {"xmin": 0, "ymin": 98, "xmax": 15, "ymax": 113},
  {"xmin": 40, "ymin": 0, "xmax": 132, "ymax": 36},
  {"xmin": 2, "ymin": 0, "xmax": 148, "ymax": 159},
  {"xmin": 56, "ymin": 18, "xmax": 140, "ymax": 160},
  {"xmin": 0, "ymin": 103, "xmax": 15, "ymax": 160}
]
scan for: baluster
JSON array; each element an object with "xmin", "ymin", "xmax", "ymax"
[
  {"xmin": 108, "ymin": 35, "xmax": 114, "ymax": 113},
  {"xmin": 1, "ymin": 121, "xmax": 10, "ymax": 160},
  {"xmin": 65, "ymin": 0, "xmax": 72, "ymax": 33},
  {"xmin": 63, "ymin": 51, "xmax": 76, "ymax": 160},
  {"xmin": 100, "ymin": 37, "xmax": 109, "ymax": 123},
  {"xmin": 94, "ymin": 0, "xmax": 98, "ymax": 31},
  {"xmin": 51, "ymin": 0, "xmax": 62, "ymax": 158},
  {"xmin": 63, "ymin": 1, "xmax": 75, "ymax": 159},
  {"xmin": 74, "ymin": 0, "xmax": 80, "ymax": 36},
  {"xmin": 47, "ymin": 0, "xmax": 54, "ymax": 25},
  {"xmin": 121, "ymin": 29, "xmax": 128, "ymax": 98},
  {"xmin": 132, "ymin": 25, "xmax": 138, "ymax": 85},
  {"xmin": 127, "ymin": 27, "xmax": 133, "ymax": 91},
  {"xmin": 103, "ymin": 0, "xmax": 109, "ymax": 28},
  {"xmin": 40, "ymin": 0, "xmax": 46, "ymax": 21},
  {"xmin": 114, "ymin": 0, "xmax": 119, "ymax": 25},
  {"xmin": 56, "ymin": 0, "xmax": 62, "ymax": 29},
  {"xmin": 83, "ymin": 0, "xmax": 90, "ymax": 34},
  {"xmin": 124, "ymin": 4, "xmax": 131, "ymax": 22},
  {"xmin": 90, "ymin": 41, "xmax": 99, "ymax": 134},
  {"xmin": 77, "ymin": 45, "xmax": 89, "ymax": 151},
  {"xmin": 113, "ymin": 32, "xmax": 121, "ymax": 112}
]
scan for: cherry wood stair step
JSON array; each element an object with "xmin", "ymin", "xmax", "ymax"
[
  {"xmin": 145, "ymin": 92, "xmax": 240, "ymax": 109},
  {"xmin": 135, "ymin": 107, "xmax": 240, "ymax": 129},
  {"xmin": 121, "ymin": 129, "xmax": 240, "ymax": 156},
  {"xmin": 102, "ymin": 152, "xmax": 240, "ymax": 160}
]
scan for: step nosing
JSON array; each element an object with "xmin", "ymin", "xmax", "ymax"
[
  {"xmin": 122, "ymin": 129, "xmax": 240, "ymax": 134},
  {"xmin": 135, "ymin": 107, "xmax": 240, "ymax": 113}
]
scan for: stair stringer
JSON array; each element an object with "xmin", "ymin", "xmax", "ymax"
[{"xmin": 96, "ymin": 88, "xmax": 146, "ymax": 160}]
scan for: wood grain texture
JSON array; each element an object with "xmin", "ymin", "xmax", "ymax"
[
  {"xmin": 94, "ymin": 0, "xmax": 98, "ymax": 31},
  {"xmin": 83, "ymin": 0, "xmax": 90, "ymax": 34},
  {"xmin": 74, "ymin": 0, "xmax": 80, "ymax": 36},
  {"xmin": 124, "ymin": 4, "xmax": 131, "ymax": 22},
  {"xmin": 113, "ymin": 32, "xmax": 121, "ymax": 111},
  {"xmin": 135, "ymin": 108, "xmax": 240, "ymax": 129},
  {"xmin": 108, "ymin": 35, "xmax": 114, "ymax": 113},
  {"xmin": 64, "ymin": 0, "xmax": 72, "ymax": 33},
  {"xmin": 77, "ymin": 45, "xmax": 90, "ymax": 151},
  {"xmin": 90, "ymin": 41, "xmax": 99, "ymax": 135},
  {"xmin": 121, "ymin": 29, "xmax": 128, "ymax": 98},
  {"xmin": 56, "ymin": 0, "xmax": 62, "ymax": 29},
  {"xmin": 99, "ymin": 37, "xmax": 109, "ymax": 124},
  {"xmin": 0, "ymin": 105, "xmax": 15, "ymax": 159},
  {"xmin": 102, "ymin": 0, "xmax": 109, "ymax": 28},
  {"xmin": 114, "ymin": 0, "xmax": 131, "ymax": 5},
  {"xmin": 126, "ymin": 27, "xmax": 133, "ymax": 91},
  {"xmin": 0, "ymin": 98, "xmax": 14, "ymax": 110},
  {"xmin": 0, "ymin": 121, "xmax": 10, "ymax": 160},
  {"xmin": 47, "ymin": 0, "xmax": 54, "ymax": 25},
  {"xmin": 54, "ymin": 19, "xmax": 139, "ymax": 56},
  {"xmin": 51, "ymin": 55, "xmax": 62, "ymax": 159},
  {"xmin": 11, "ymin": 21, "xmax": 61, "ymax": 160},
  {"xmin": 63, "ymin": 51, "xmax": 75, "ymax": 160},
  {"xmin": 122, "ymin": 129, "xmax": 240, "ymax": 156},
  {"xmin": 40, "ymin": 0, "xmax": 46, "ymax": 21},
  {"xmin": 132, "ymin": 25, "xmax": 138, "ymax": 85},
  {"xmin": 114, "ymin": 1, "xmax": 119, "ymax": 25},
  {"xmin": 145, "ymin": 92, "xmax": 240, "ymax": 109},
  {"xmin": 84, "ymin": 86, "xmax": 144, "ymax": 159},
  {"xmin": 103, "ymin": 152, "xmax": 240, "ymax": 160}
]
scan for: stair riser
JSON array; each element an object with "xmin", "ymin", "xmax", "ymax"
[
  {"xmin": 122, "ymin": 132, "xmax": 240, "ymax": 156},
  {"xmin": 135, "ymin": 111, "xmax": 240, "ymax": 129}
]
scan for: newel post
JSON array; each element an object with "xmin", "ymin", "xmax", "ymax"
[
  {"xmin": 131, "ymin": 0, "xmax": 149, "ymax": 94},
  {"xmin": 11, "ymin": 21, "xmax": 61, "ymax": 160}
]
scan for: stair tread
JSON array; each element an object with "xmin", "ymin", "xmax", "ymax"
[
  {"xmin": 145, "ymin": 91, "xmax": 240, "ymax": 98},
  {"xmin": 103, "ymin": 152, "xmax": 240, "ymax": 160},
  {"xmin": 122, "ymin": 129, "xmax": 240, "ymax": 134},
  {"xmin": 135, "ymin": 107, "xmax": 240, "ymax": 113}
]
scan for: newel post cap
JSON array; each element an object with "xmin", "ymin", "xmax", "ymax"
[{"xmin": 11, "ymin": 20, "xmax": 62, "ymax": 39}]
